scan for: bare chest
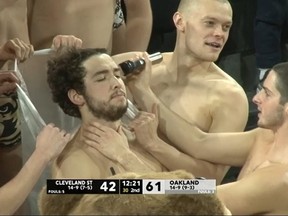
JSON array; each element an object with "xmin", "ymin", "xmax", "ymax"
[
  {"xmin": 238, "ymin": 140, "xmax": 288, "ymax": 179},
  {"xmin": 130, "ymin": 143, "xmax": 164, "ymax": 172},
  {"xmin": 30, "ymin": 1, "xmax": 114, "ymax": 49},
  {"xmin": 86, "ymin": 143, "xmax": 163, "ymax": 177},
  {"xmin": 152, "ymin": 81, "xmax": 212, "ymax": 132}
]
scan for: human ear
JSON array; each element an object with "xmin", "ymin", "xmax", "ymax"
[
  {"xmin": 68, "ymin": 89, "xmax": 85, "ymax": 106},
  {"xmin": 173, "ymin": 12, "xmax": 185, "ymax": 32}
]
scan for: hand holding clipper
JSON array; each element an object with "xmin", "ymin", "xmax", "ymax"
[{"xmin": 119, "ymin": 52, "xmax": 163, "ymax": 76}]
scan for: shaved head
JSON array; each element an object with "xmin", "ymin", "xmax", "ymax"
[{"xmin": 178, "ymin": 0, "xmax": 231, "ymax": 16}]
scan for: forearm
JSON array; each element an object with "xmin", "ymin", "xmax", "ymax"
[
  {"xmin": 129, "ymin": 85, "xmax": 248, "ymax": 166},
  {"xmin": 147, "ymin": 137, "xmax": 227, "ymax": 184},
  {"xmin": 129, "ymin": 86, "xmax": 204, "ymax": 155},
  {"xmin": 124, "ymin": 18, "xmax": 152, "ymax": 52},
  {"xmin": 0, "ymin": 150, "xmax": 48, "ymax": 215},
  {"xmin": 124, "ymin": 0, "xmax": 152, "ymax": 52}
]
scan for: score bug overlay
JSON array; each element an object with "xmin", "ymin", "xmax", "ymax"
[
  {"xmin": 46, "ymin": 179, "xmax": 119, "ymax": 194},
  {"xmin": 47, "ymin": 179, "xmax": 216, "ymax": 194}
]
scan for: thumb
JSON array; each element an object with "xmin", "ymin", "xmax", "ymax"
[
  {"xmin": 117, "ymin": 125, "xmax": 125, "ymax": 136},
  {"xmin": 151, "ymin": 103, "xmax": 159, "ymax": 119},
  {"xmin": 51, "ymin": 37, "xmax": 61, "ymax": 50},
  {"xmin": 117, "ymin": 125, "xmax": 122, "ymax": 132}
]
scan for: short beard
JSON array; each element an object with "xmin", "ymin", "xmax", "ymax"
[
  {"xmin": 258, "ymin": 105, "xmax": 284, "ymax": 130},
  {"xmin": 84, "ymin": 94, "xmax": 128, "ymax": 122}
]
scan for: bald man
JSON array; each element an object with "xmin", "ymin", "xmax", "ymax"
[{"xmin": 126, "ymin": 0, "xmax": 249, "ymax": 184}]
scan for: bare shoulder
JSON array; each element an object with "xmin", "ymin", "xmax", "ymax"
[
  {"xmin": 253, "ymin": 164, "xmax": 288, "ymax": 210},
  {"xmin": 151, "ymin": 52, "xmax": 173, "ymax": 88},
  {"xmin": 53, "ymin": 147, "xmax": 97, "ymax": 179},
  {"xmin": 254, "ymin": 128, "xmax": 274, "ymax": 143},
  {"xmin": 218, "ymin": 164, "xmax": 288, "ymax": 215},
  {"xmin": 203, "ymin": 64, "xmax": 249, "ymax": 131},
  {"xmin": 206, "ymin": 64, "xmax": 247, "ymax": 101},
  {"xmin": 151, "ymin": 52, "xmax": 173, "ymax": 76}
]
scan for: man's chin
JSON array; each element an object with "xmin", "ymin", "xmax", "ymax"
[{"xmin": 257, "ymin": 121, "xmax": 270, "ymax": 130}]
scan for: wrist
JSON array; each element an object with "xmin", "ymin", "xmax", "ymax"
[
  {"xmin": 127, "ymin": 81, "xmax": 151, "ymax": 93},
  {"xmin": 117, "ymin": 151, "xmax": 135, "ymax": 163},
  {"xmin": 33, "ymin": 148, "xmax": 51, "ymax": 164},
  {"xmin": 144, "ymin": 136, "xmax": 162, "ymax": 152}
]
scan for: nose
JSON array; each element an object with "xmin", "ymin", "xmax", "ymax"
[
  {"xmin": 214, "ymin": 25, "xmax": 225, "ymax": 37},
  {"xmin": 110, "ymin": 75, "xmax": 122, "ymax": 89},
  {"xmin": 252, "ymin": 91, "xmax": 261, "ymax": 106}
]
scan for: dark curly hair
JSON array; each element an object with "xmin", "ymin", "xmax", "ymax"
[{"xmin": 47, "ymin": 48, "xmax": 107, "ymax": 118}]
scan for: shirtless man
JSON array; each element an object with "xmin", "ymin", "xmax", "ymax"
[
  {"xmin": 45, "ymin": 48, "xmax": 165, "ymax": 181},
  {"xmin": 126, "ymin": 0, "xmax": 248, "ymax": 183},
  {"xmin": 127, "ymin": 61, "xmax": 288, "ymax": 215},
  {"xmin": 27, "ymin": 0, "xmax": 152, "ymax": 53},
  {"xmin": 23, "ymin": 0, "xmax": 151, "ymax": 144}
]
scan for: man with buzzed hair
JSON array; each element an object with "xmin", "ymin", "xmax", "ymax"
[{"xmin": 126, "ymin": 0, "xmax": 249, "ymax": 184}]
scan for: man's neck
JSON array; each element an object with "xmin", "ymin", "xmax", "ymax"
[
  {"xmin": 72, "ymin": 117, "xmax": 122, "ymax": 149},
  {"xmin": 169, "ymin": 43, "xmax": 213, "ymax": 85},
  {"xmin": 83, "ymin": 117, "xmax": 122, "ymax": 131},
  {"xmin": 271, "ymin": 122, "xmax": 288, "ymax": 150}
]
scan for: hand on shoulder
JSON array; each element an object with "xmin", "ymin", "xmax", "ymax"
[{"xmin": 35, "ymin": 123, "xmax": 72, "ymax": 162}]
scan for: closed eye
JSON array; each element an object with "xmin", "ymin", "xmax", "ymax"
[{"xmin": 94, "ymin": 74, "xmax": 106, "ymax": 82}]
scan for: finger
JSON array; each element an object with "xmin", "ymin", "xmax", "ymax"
[
  {"xmin": 51, "ymin": 36, "xmax": 61, "ymax": 50},
  {"xmin": 83, "ymin": 123, "xmax": 106, "ymax": 138},
  {"xmin": 69, "ymin": 36, "xmax": 79, "ymax": 47},
  {"xmin": 129, "ymin": 119, "xmax": 144, "ymax": 129},
  {"xmin": 10, "ymin": 72, "xmax": 20, "ymax": 82},
  {"xmin": 63, "ymin": 36, "xmax": 74, "ymax": 47},
  {"xmin": 13, "ymin": 38, "xmax": 27, "ymax": 61},
  {"xmin": 0, "ymin": 83, "xmax": 17, "ymax": 94},
  {"xmin": 0, "ymin": 73, "xmax": 19, "ymax": 83},
  {"xmin": 21, "ymin": 42, "xmax": 31, "ymax": 61},
  {"xmin": 89, "ymin": 122, "xmax": 107, "ymax": 133},
  {"xmin": 59, "ymin": 129, "xmax": 67, "ymax": 136},
  {"xmin": 82, "ymin": 130, "xmax": 100, "ymax": 141},
  {"xmin": 7, "ymin": 39, "xmax": 21, "ymax": 60},
  {"xmin": 47, "ymin": 123, "xmax": 56, "ymax": 128},
  {"xmin": 28, "ymin": 44, "xmax": 34, "ymax": 57},
  {"xmin": 60, "ymin": 36, "xmax": 68, "ymax": 47},
  {"xmin": 63, "ymin": 133, "xmax": 72, "ymax": 142},
  {"xmin": 75, "ymin": 38, "xmax": 83, "ymax": 48},
  {"xmin": 116, "ymin": 125, "xmax": 122, "ymax": 133},
  {"xmin": 151, "ymin": 103, "xmax": 159, "ymax": 119},
  {"xmin": 85, "ymin": 139, "xmax": 101, "ymax": 148},
  {"xmin": 84, "ymin": 125, "xmax": 103, "ymax": 136}
]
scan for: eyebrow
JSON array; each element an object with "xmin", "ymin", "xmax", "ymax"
[
  {"xmin": 91, "ymin": 68, "xmax": 121, "ymax": 78},
  {"xmin": 202, "ymin": 16, "xmax": 233, "ymax": 25},
  {"xmin": 261, "ymin": 84, "xmax": 274, "ymax": 95}
]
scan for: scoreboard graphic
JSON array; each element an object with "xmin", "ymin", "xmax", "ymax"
[{"xmin": 47, "ymin": 179, "xmax": 216, "ymax": 195}]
